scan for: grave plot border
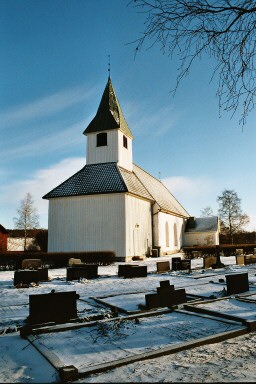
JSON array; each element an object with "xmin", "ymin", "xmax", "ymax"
[
  {"xmin": 24, "ymin": 308, "xmax": 249, "ymax": 383},
  {"xmin": 183, "ymin": 297, "xmax": 256, "ymax": 331}
]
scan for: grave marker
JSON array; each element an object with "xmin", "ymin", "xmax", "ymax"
[
  {"xmin": 157, "ymin": 261, "xmax": 170, "ymax": 273},
  {"xmin": 225, "ymin": 273, "xmax": 249, "ymax": 295}
]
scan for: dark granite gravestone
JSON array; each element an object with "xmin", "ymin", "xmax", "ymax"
[
  {"xmin": 145, "ymin": 293, "xmax": 161, "ymax": 309},
  {"xmin": 180, "ymin": 259, "xmax": 191, "ymax": 271},
  {"xmin": 157, "ymin": 261, "xmax": 171, "ymax": 273},
  {"xmin": 66, "ymin": 264, "xmax": 98, "ymax": 281},
  {"xmin": 145, "ymin": 280, "xmax": 187, "ymax": 309},
  {"xmin": 28, "ymin": 291, "xmax": 79, "ymax": 325},
  {"xmin": 118, "ymin": 264, "xmax": 139, "ymax": 277},
  {"xmin": 123, "ymin": 265, "xmax": 147, "ymax": 278},
  {"xmin": 14, "ymin": 270, "xmax": 40, "ymax": 286},
  {"xmin": 225, "ymin": 273, "xmax": 249, "ymax": 295},
  {"xmin": 171, "ymin": 257, "xmax": 182, "ymax": 271}
]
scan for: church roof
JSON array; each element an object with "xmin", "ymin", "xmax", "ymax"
[
  {"xmin": 43, "ymin": 162, "xmax": 189, "ymax": 218},
  {"xmin": 132, "ymin": 164, "xmax": 190, "ymax": 218},
  {"xmin": 185, "ymin": 216, "xmax": 219, "ymax": 232},
  {"xmin": 83, "ymin": 77, "xmax": 134, "ymax": 139}
]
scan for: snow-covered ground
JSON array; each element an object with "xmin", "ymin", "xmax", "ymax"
[{"xmin": 0, "ymin": 253, "xmax": 256, "ymax": 383}]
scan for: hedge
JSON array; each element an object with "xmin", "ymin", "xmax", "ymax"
[
  {"xmin": 182, "ymin": 244, "xmax": 256, "ymax": 257},
  {"xmin": 0, "ymin": 251, "xmax": 116, "ymax": 270}
]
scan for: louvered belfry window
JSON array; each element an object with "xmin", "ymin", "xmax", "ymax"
[
  {"xmin": 97, "ymin": 132, "xmax": 107, "ymax": 147},
  {"xmin": 123, "ymin": 135, "xmax": 128, "ymax": 149}
]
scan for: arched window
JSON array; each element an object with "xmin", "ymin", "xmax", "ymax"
[
  {"xmin": 174, "ymin": 223, "xmax": 178, "ymax": 246},
  {"xmin": 97, "ymin": 132, "xmax": 107, "ymax": 147},
  {"xmin": 165, "ymin": 221, "xmax": 170, "ymax": 247}
]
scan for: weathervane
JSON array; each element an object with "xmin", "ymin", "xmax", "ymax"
[{"xmin": 108, "ymin": 54, "xmax": 111, "ymax": 77}]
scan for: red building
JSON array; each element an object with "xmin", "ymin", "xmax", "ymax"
[{"xmin": 0, "ymin": 224, "xmax": 8, "ymax": 252}]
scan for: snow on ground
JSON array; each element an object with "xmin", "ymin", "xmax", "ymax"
[{"xmin": 0, "ymin": 253, "xmax": 256, "ymax": 383}]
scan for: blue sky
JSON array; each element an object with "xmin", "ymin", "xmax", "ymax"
[{"xmin": 1, "ymin": 0, "xmax": 256, "ymax": 231}]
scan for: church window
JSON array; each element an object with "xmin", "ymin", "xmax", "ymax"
[
  {"xmin": 174, "ymin": 223, "xmax": 178, "ymax": 246},
  {"xmin": 165, "ymin": 221, "xmax": 170, "ymax": 247},
  {"xmin": 97, "ymin": 132, "xmax": 107, "ymax": 147},
  {"xmin": 123, "ymin": 135, "xmax": 128, "ymax": 149}
]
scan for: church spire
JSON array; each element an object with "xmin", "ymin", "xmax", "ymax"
[{"xmin": 83, "ymin": 77, "xmax": 134, "ymax": 139}]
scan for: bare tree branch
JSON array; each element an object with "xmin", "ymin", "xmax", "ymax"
[{"xmin": 129, "ymin": 0, "xmax": 256, "ymax": 126}]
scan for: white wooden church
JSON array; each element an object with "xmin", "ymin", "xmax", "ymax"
[{"xmin": 43, "ymin": 77, "xmax": 219, "ymax": 260}]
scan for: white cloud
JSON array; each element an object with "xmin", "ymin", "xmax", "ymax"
[
  {"xmin": 0, "ymin": 157, "xmax": 85, "ymax": 228},
  {"xmin": 1, "ymin": 121, "xmax": 86, "ymax": 160},
  {"xmin": 0, "ymin": 85, "xmax": 95, "ymax": 128},
  {"xmin": 162, "ymin": 175, "xmax": 219, "ymax": 216}
]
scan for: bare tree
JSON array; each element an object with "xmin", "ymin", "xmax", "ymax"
[
  {"xmin": 13, "ymin": 193, "xmax": 40, "ymax": 251},
  {"xmin": 130, "ymin": 0, "xmax": 256, "ymax": 126},
  {"xmin": 217, "ymin": 189, "xmax": 249, "ymax": 244},
  {"xmin": 200, "ymin": 206, "xmax": 214, "ymax": 217}
]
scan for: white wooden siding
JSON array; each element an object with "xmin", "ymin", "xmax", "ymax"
[
  {"xmin": 125, "ymin": 195, "xmax": 152, "ymax": 257},
  {"xmin": 183, "ymin": 231, "xmax": 219, "ymax": 246},
  {"xmin": 48, "ymin": 194, "xmax": 126, "ymax": 257},
  {"xmin": 86, "ymin": 130, "xmax": 133, "ymax": 171},
  {"xmin": 154, "ymin": 211, "xmax": 184, "ymax": 253}
]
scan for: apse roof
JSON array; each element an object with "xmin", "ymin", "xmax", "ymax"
[{"xmin": 185, "ymin": 216, "xmax": 219, "ymax": 232}]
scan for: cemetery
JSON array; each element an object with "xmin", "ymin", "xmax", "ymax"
[{"xmin": 0, "ymin": 252, "xmax": 256, "ymax": 382}]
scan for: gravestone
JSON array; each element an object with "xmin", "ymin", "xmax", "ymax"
[
  {"xmin": 172, "ymin": 257, "xmax": 182, "ymax": 271},
  {"xmin": 123, "ymin": 265, "xmax": 147, "ymax": 278},
  {"xmin": 244, "ymin": 255, "xmax": 256, "ymax": 265},
  {"xmin": 203, "ymin": 255, "xmax": 217, "ymax": 269},
  {"xmin": 225, "ymin": 273, "xmax": 249, "ymax": 295},
  {"xmin": 28, "ymin": 291, "xmax": 79, "ymax": 325},
  {"xmin": 145, "ymin": 280, "xmax": 187, "ymax": 309},
  {"xmin": 14, "ymin": 270, "xmax": 39, "ymax": 286},
  {"xmin": 180, "ymin": 259, "xmax": 191, "ymax": 271},
  {"xmin": 145, "ymin": 293, "xmax": 161, "ymax": 309},
  {"xmin": 157, "ymin": 261, "xmax": 170, "ymax": 273},
  {"xmin": 68, "ymin": 258, "xmax": 82, "ymax": 266},
  {"xmin": 118, "ymin": 264, "xmax": 139, "ymax": 277},
  {"xmin": 236, "ymin": 255, "xmax": 245, "ymax": 265},
  {"xmin": 22, "ymin": 259, "xmax": 42, "ymax": 269},
  {"xmin": 66, "ymin": 264, "xmax": 98, "ymax": 281}
]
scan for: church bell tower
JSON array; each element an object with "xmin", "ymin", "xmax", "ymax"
[{"xmin": 83, "ymin": 76, "xmax": 134, "ymax": 172}]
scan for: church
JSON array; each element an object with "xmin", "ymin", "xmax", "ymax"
[{"xmin": 43, "ymin": 77, "xmax": 219, "ymax": 260}]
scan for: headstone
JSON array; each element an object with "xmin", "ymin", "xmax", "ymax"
[
  {"xmin": 118, "ymin": 264, "xmax": 138, "ymax": 277},
  {"xmin": 123, "ymin": 265, "xmax": 147, "ymax": 278},
  {"xmin": 172, "ymin": 257, "xmax": 182, "ymax": 271},
  {"xmin": 160, "ymin": 280, "xmax": 173, "ymax": 289},
  {"xmin": 157, "ymin": 261, "xmax": 170, "ymax": 273},
  {"xmin": 204, "ymin": 255, "xmax": 217, "ymax": 269},
  {"xmin": 244, "ymin": 255, "xmax": 256, "ymax": 265},
  {"xmin": 145, "ymin": 293, "xmax": 161, "ymax": 309},
  {"xmin": 225, "ymin": 273, "xmax": 249, "ymax": 295},
  {"xmin": 152, "ymin": 249, "xmax": 158, "ymax": 258},
  {"xmin": 68, "ymin": 258, "xmax": 82, "ymax": 266},
  {"xmin": 236, "ymin": 255, "xmax": 245, "ymax": 265},
  {"xmin": 22, "ymin": 259, "xmax": 42, "ymax": 269},
  {"xmin": 28, "ymin": 291, "xmax": 79, "ymax": 325},
  {"xmin": 181, "ymin": 259, "xmax": 191, "ymax": 271},
  {"xmin": 14, "ymin": 270, "xmax": 39, "ymax": 286},
  {"xmin": 66, "ymin": 264, "xmax": 98, "ymax": 281}
]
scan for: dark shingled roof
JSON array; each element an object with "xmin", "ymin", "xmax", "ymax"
[
  {"xmin": 0, "ymin": 224, "xmax": 8, "ymax": 234},
  {"xmin": 185, "ymin": 216, "xmax": 219, "ymax": 232},
  {"xmin": 83, "ymin": 77, "xmax": 134, "ymax": 139},
  {"xmin": 43, "ymin": 163, "xmax": 128, "ymax": 199},
  {"xmin": 43, "ymin": 162, "xmax": 189, "ymax": 218}
]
